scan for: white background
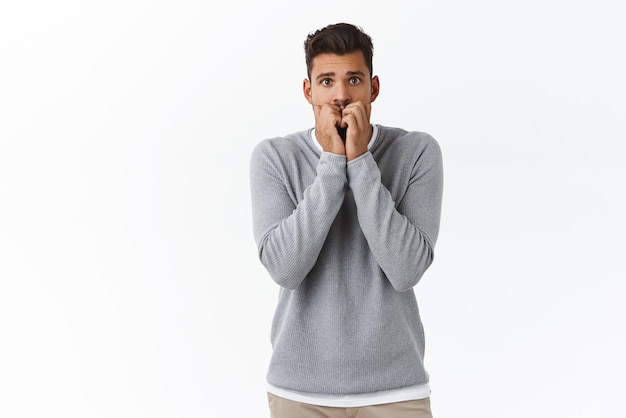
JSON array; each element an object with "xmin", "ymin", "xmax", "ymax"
[{"xmin": 1, "ymin": 1, "xmax": 625, "ymax": 417}]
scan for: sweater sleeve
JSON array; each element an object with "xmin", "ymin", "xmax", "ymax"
[
  {"xmin": 250, "ymin": 141, "xmax": 347, "ymax": 290},
  {"xmin": 346, "ymin": 137, "xmax": 443, "ymax": 292}
]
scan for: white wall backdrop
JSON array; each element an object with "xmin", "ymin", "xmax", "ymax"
[{"xmin": 1, "ymin": 1, "xmax": 624, "ymax": 417}]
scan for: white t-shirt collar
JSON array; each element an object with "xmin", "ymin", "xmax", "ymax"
[{"xmin": 310, "ymin": 124, "xmax": 378, "ymax": 153}]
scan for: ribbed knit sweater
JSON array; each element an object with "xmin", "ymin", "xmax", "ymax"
[{"xmin": 250, "ymin": 125, "xmax": 443, "ymax": 395}]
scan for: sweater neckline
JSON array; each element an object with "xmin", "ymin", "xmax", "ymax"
[{"xmin": 309, "ymin": 124, "xmax": 379, "ymax": 154}]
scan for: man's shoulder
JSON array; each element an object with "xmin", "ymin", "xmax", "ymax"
[
  {"xmin": 252, "ymin": 129, "xmax": 313, "ymax": 157},
  {"xmin": 377, "ymin": 125, "xmax": 440, "ymax": 153}
]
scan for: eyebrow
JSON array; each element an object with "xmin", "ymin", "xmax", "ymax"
[{"xmin": 315, "ymin": 71, "xmax": 367, "ymax": 81}]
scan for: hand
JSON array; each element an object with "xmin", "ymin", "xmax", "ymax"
[
  {"xmin": 313, "ymin": 104, "xmax": 346, "ymax": 156},
  {"xmin": 341, "ymin": 101, "xmax": 372, "ymax": 161}
]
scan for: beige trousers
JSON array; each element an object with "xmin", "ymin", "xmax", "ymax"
[{"xmin": 268, "ymin": 393, "xmax": 433, "ymax": 418}]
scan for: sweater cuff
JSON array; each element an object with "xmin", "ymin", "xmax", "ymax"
[
  {"xmin": 346, "ymin": 151, "xmax": 378, "ymax": 187},
  {"xmin": 319, "ymin": 151, "xmax": 348, "ymax": 186},
  {"xmin": 321, "ymin": 150, "xmax": 348, "ymax": 161}
]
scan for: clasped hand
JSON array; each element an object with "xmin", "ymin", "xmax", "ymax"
[{"xmin": 314, "ymin": 101, "xmax": 372, "ymax": 161}]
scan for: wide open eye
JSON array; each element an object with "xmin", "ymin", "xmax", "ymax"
[
  {"xmin": 349, "ymin": 77, "xmax": 361, "ymax": 85},
  {"xmin": 321, "ymin": 78, "xmax": 332, "ymax": 86}
]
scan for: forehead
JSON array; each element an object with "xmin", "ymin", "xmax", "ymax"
[{"xmin": 310, "ymin": 51, "xmax": 369, "ymax": 77}]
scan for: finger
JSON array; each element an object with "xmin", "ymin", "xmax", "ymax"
[
  {"xmin": 341, "ymin": 113, "xmax": 358, "ymax": 132},
  {"xmin": 342, "ymin": 107, "xmax": 366, "ymax": 131},
  {"xmin": 323, "ymin": 104, "xmax": 343, "ymax": 122},
  {"xmin": 344, "ymin": 102, "xmax": 368, "ymax": 124},
  {"xmin": 315, "ymin": 105, "xmax": 340, "ymax": 130}
]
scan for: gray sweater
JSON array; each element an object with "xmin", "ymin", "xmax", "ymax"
[{"xmin": 250, "ymin": 125, "xmax": 443, "ymax": 395}]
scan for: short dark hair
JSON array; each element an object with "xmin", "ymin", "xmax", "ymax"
[{"xmin": 304, "ymin": 23, "xmax": 374, "ymax": 80}]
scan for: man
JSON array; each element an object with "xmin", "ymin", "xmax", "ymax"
[{"xmin": 250, "ymin": 23, "xmax": 443, "ymax": 418}]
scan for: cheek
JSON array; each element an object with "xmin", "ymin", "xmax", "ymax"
[
  {"xmin": 357, "ymin": 87, "xmax": 373, "ymax": 103},
  {"xmin": 310, "ymin": 88, "xmax": 332, "ymax": 105}
]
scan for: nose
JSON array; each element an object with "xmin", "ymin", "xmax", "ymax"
[{"xmin": 333, "ymin": 83, "xmax": 351, "ymax": 108}]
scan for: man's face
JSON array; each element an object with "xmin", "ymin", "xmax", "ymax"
[{"xmin": 303, "ymin": 50, "xmax": 379, "ymax": 110}]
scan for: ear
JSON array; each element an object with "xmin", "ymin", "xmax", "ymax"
[
  {"xmin": 370, "ymin": 75, "xmax": 380, "ymax": 103},
  {"xmin": 303, "ymin": 78, "xmax": 313, "ymax": 104}
]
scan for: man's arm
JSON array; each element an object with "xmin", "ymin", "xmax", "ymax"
[
  {"xmin": 250, "ymin": 139, "xmax": 347, "ymax": 290},
  {"xmin": 347, "ymin": 135, "xmax": 443, "ymax": 292}
]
